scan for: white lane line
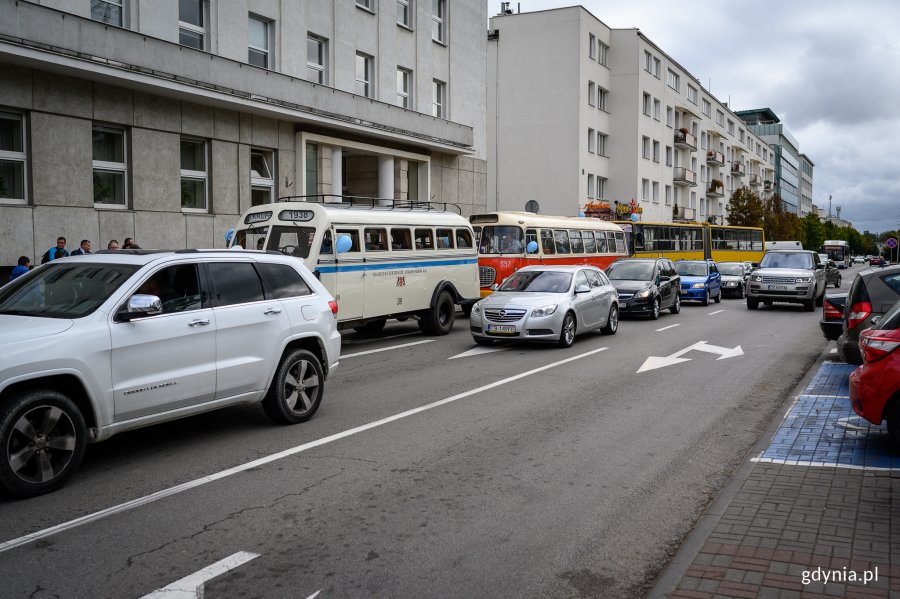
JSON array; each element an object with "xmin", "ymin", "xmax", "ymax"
[
  {"xmin": 341, "ymin": 331, "xmax": 420, "ymax": 345},
  {"xmin": 830, "ymin": 348, "xmax": 838, "ymax": 354},
  {"xmin": 448, "ymin": 345, "xmax": 510, "ymax": 360},
  {"xmin": 708, "ymin": 310, "xmax": 725, "ymax": 315},
  {"xmin": 750, "ymin": 457, "xmax": 898, "ymax": 472},
  {"xmin": 655, "ymin": 324, "xmax": 681, "ymax": 332},
  {"xmin": 0, "ymin": 347, "xmax": 608, "ymax": 554},
  {"xmin": 341, "ymin": 339, "xmax": 433, "ymax": 358},
  {"xmin": 140, "ymin": 551, "xmax": 259, "ymax": 598}
]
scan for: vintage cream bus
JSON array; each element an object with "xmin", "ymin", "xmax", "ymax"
[{"xmin": 229, "ymin": 196, "xmax": 479, "ymax": 335}]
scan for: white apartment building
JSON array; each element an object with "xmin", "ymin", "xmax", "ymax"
[
  {"xmin": 487, "ymin": 5, "xmax": 776, "ymax": 224},
  {"xmin": 0, "ymin": 0, "xmax": 487, "ymax": 269}
]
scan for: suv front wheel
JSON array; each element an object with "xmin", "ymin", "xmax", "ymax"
[{"xmin": 263, "ymin": 349, "xmax": 325, "ymax": 424}]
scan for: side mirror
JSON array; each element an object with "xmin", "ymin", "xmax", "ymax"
[
  {"xmin": 121, "ymin": 294, "xmax": 162, "ymax": 321},
  {"xmin": 815, "ymin": 263, "xmax": 825, "ymax": 270},
  {"xmin": 490, "ymin": 283, "xmax": 499, "ymax": 291},
  {"xmin": 575, "ymin": 284, "xmax": 591, "ymax": 294},
  {"xmin": 659, "ymin": 275, "xmax": 670, "ymax": 283},
  {"xmin": 751, "ymin": 263, "xmax": 759, "ymax": 269},
  {"xmin": 871, "ymin": 316, "xmax": 881, "ymax": 326}
]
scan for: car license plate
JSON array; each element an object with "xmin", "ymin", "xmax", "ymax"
[
  {"xmin": 487, "ymin": 324, "xmax": 516, "ymax": 334},
  {"xmin": 767, "ymin": 284, "xmax": 788, "ymax": 290}
]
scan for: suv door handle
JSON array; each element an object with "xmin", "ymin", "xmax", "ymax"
[
  {"xmin": 264, "ymin": 307, "xmax": 283, "ymax": 315},
  {"xmin": 188, "ymin": 319, "xmax": 210, "ymax": 327}
]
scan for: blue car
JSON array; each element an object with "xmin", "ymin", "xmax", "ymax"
[{"xmin": 675, "ymin": 260, "xmax": 722, "ymax": 305}]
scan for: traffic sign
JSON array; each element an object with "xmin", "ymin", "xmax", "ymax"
[{"xmin": 887, "ymin": 237, "xmax": 898, "ymax": 249}]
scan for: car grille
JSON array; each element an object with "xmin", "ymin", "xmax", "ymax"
[
  {"xmin": 527, "ymin": 329, "xmax": 554, "ymax": 335},
  {"xmin": 479, "ymin": 266, "xmax": 496, "ymax": 287},
  {"xmin": 617, "ymin": 293, "xmax": 634, "ymax": 300},
  {"xmin": 484, "ymin": 308, "xmax": 527, "ymax": 322},
  {"xmin": 761, "ymin": 275, "xmax": 797, "ymax": 284}
]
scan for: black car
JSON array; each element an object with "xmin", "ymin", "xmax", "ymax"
[
  {"xmin": 824, "ymin": 259, "xmax": 842, "ymax": 288},
  {"xmin": 838, "ymin": 264, "xmax": 900, "ymax": 363},
  {"xmin": 820, "ymin": 292, "xmax": 848, "ymax": 341},
  {"xmin": 605, "ymin": 258, "xmax": 681, "ymax": 319}
]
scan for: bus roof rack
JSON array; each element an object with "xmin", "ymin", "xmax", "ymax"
[{"xmin": 277, "ymin": 194, "xmax": 462, "ymax": 215}]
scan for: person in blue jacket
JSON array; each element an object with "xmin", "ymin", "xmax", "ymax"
[
  {"xmin": 9, "ymin": 256, "xmax": 30, "ymax": 281},
  {"xmin": 41, "ymin": 237, "xmax": 69, "ymax": 264}
]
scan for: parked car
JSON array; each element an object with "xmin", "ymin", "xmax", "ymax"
[
  {"xmin": 0, "ymin": 250, "xmax": 341, "ymax": 497},
  {"xmin": 823, "ymin": 259, "xmax": 842, "ymax": 287},
  {"xmin": 853, "ymin": 256, "xmax": 866, "ymax": 264},
  {"xmin": 675, "ymin": 260, "xmax": 721, "ymax": 305},
  {"xmin": 718, "ymin": 262, "xmax": 751, "ymax": 299},
  {"xmin": 870, "ymin": 257, "xmax": 888, "ymax": 266},
  {"xmin": 820, "ymin": 293, "xmax": 848, "ymax": 341},
  {"xmin": 849, "ymin": 299, "xmax": 900, "ymax": 445},
  {"xmin": 838, "ymin": 264, "xmax": 900, "ymax": 364},
  {"xmin": 470, "ymin": 265, "xmax": 618, "ymax": 347},
  {"xmin": 746, "ymin": 250, "xmax": 826, "ymax": 312},
  {"xmin": 604, "ymin": 258, "xmax": 680, "ymax": 319}
]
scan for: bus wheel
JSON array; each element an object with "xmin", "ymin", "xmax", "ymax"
[
  {"xmin": 353, "ymin": 319, "xmax": 387, "ymax": 336},
  {"xmin": 419, "ymin": 291, "xmax": 455, "ymax": 335}
]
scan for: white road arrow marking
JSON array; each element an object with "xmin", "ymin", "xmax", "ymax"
[
  {"xmin": 637, "ymin": 340, "xmax": 743, "ymax": 373},
  {"xmin": 449, "ymin": 345, "xmax": 510, "ymax": 360},
  {"xmin": 140, "ymin": 551, "xmax": 259, "ymax": 598}
]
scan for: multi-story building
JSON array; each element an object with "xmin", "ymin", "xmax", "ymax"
[
  {"xmin": 735, "ymin": 108, "xmax": 811, "ymax": 216},
  {"xmin": 486, "ymin": 5, "xmax": 776, "ymax": 224},
  {"xmin": 799, "ymin": 153, "xmax": 814, "ymax": 218},
  {"xmin": 0, "ymin": 0, "xmax": 487, "ymax": 268}
]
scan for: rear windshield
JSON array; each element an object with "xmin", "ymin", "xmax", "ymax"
[
  {"xmin": 718, "ymin": 264, "xmax": 744, "ymax": 276},
  {"xmin": 876, "ymin": 299, "xmax": 900, "ymax": 330},
  {"xmin": 606, "ymin": 261, "xmax": 654, "ymax": 281},
  {"xmin": 760, "ymin": 252, "xmax": 813, "ymax": 269},
  {"xmin": 675, "ymin": 262, "xmax": 708, "ymax": 277}
]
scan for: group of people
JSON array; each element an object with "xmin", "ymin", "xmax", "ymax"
[{"xmin": 8, "ymin": 236, "xmax": 141, "ymax": 282}]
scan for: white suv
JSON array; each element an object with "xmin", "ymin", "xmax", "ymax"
[{"xmin": 0, "ymin": 249, "xmax": 341, "ymax": 497}]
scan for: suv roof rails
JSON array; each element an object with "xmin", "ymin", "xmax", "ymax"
[{"xmin": 276, "ymin": 194, "xmax": 463, "ymax": 215}]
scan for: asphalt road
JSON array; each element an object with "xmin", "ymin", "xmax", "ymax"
[{"xmin": 0, "ymin": 266, "xmax": 863, "ymax": 598}]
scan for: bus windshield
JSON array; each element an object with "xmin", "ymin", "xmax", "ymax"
[
  {"xmin": 478, "ymin": 226, "xmax": 525, "ymax": 254},
  {"xmin": 267, "ymin": 225, "xmax": 317, "ymax": 258}
]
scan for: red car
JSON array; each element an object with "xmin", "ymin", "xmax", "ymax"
[
  {"xmin": 850, "ymin": 299, "xmax": 900, "ymax": 444},
  {"xmin": 870, "ymin": 257, "xmax": 887, "ymax": 266}
]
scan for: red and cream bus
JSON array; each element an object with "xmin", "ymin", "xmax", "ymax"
[{"xmin": 470, "ymin": 212, "xmax": 628, "ymax": 297}]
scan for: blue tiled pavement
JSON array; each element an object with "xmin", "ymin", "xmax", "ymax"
[{"xmin": 753, "ymin": 361, "xmax": 900, "ymax": 470}]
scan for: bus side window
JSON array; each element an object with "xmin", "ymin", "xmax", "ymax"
[
  {"xmin": 614, "ymin": 232, "xmax": 625, "ymax": 254},
  {"xmin": 540, "ymin": 230, "xmax": 555, "ymax": 255},
  {"xmin": 414, "ymin": 228, "xmax": 434, "ymax": 250},
  {"xmin": 390, "ymin": 228, "xmax": 412, "ymax": 251},
  {"xmin": 336, "ymin": 229, "xmax": 361, "ymax": 252},
  {"xmin": 752, "ymin": 230, "xmax": 763, "ymax": 251},
  {"xmin": 582, "ymin": 230, "xmax": 596, "ymax": 253},
  {"xmin": 456, "ymin": 229, "xmax": 473, "ymax": 249},
  {"xmin": 569, "ymin": 230, "xmax": 584, "ymax": 254},
  {"xmin": 320, "ymin": 230, "xmax": 334, "ymax": 255},
  {"xmin": 554, "ymin": 230, "xmax": 571, "ymax": 254},
  {"xmin": 525, "ymin": 228, "xmax": 538, "ymax": 252},
  {"xmin": 595, "ymin": 231, "xmax": 608, "ymax": 253},
  {"xmin": 365, "ymin": 228, "xmax": 388, "ymax": 252},
  {"xmin": 436, "ymin": 228, "xmax": 454, "ymax": 249}
]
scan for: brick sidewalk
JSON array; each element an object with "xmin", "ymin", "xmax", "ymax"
[{"xmin": 659, "ymin": 362, "xmax": 900, "ymax": 598}]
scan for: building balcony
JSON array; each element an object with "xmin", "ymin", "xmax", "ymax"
[
  {"xmin": 731, "ymin": 161, "xmax": 746, "ymax": 176},
  {"xmin": 763, "ymin": 180, "xmax": 774, "ymax": 191},
  {"xmin": 674, "ymin": 131, "xmax": 697, "ymax": 151},
  {"xmin": 673, "ymin": 205, "xmax": 696, "ymax": 221},
  {"xmin": 749, "ymin": 174, "xmax": 761, "ymax": 187},
  {"xmin": 673, "ymin": 167, "xmax": 697, "ymax": 186},
  {"xmin": 707, "ymin": 182, "xmax": 724, "ymax": 198},
  {"xmin": 705, "ymin": 150, "xmax": 725, "ymax": 166}
]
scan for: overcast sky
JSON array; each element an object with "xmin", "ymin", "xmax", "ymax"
[{"xmin": 497, "ymin": 1, "xmax": 900, "ymax": 234}]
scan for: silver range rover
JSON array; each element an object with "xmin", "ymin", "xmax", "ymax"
[{"xmin": 746, "ymin": 250, "xmax": 827, "ymax": 312}]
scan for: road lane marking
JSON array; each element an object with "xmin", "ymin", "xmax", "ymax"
[
  {"xmin": 341, "ymin": 339, "xmax": 433, "ymax": 358},
  {"xmin": 637, "ymin": 340, "xmax": 743, "ymax": 373},
  {"xmin": 655, "ymin": 324, "xmax": 681, "ymax": 332},
  {"xmin": 830, "ymin": 348, "xmax": 838, "ymax": 354},
  {"xmin": 708, "ymin": 310, "xmax": 725, "ymax": 315},
  {"xmin": 140, "ymin": 551, "xmax": 259, "ymax": 598},
  {"xmin": 341, "ymin": 331, "xmax": 420, "ymax": 345},
  {"xmin": 0, "ymin": 347, "xmax": 608, "ymax": 554},
  {"xmin": 448, "ymin": 345, "xmax": 510, "ymax": 359}
]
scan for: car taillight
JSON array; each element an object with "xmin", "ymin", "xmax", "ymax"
[
  {"xmin": 860, "ymin": 331, "xmax": 900, "ymax": 363},
  {"xmin": 328, "ymin": 300, "xmax": 338, "ymax": 316},
  {"xmin": 823, "ymin": 299, "xmax": 842, "ymax": 319},
  {"xmin": 847, "ymin": 301, "xmax": 872, "ymax": 329}
]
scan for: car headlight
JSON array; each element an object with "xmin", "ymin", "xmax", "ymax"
[
  {"xmin": 751, "ymin": 275, "xmax": 762, "ymax": 282},
  {"xmin": 636, "ymin": 289, "xmax": 651, "ymax": 298},
  {"xmin": 531, "ymin": 304, "xmax": 558, "ymax": 318},
  {"xmin": 472, "ymin": 302, "xmax": 482, "ymax": 315},
  {"xmin": 692, "ymin": 282, "xmax": 706, "ymax": 288},
  {"xmin": 796, "ymin": 277, "xmax": 811, "ymax": 283},
  {"xmin": 726, "ymin": 281, "xmax": 737, "ymax": 286}
]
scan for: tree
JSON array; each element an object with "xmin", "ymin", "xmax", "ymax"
[
  {"xmin": 763, "ymin": 193, "xmax": 785, "ymax": 241},
  {"xmin": 726, "ymin": 187, "xmax": 765, "ymax": 227},
  {"xmin": 802, "ymin": 213, "xmax": 825, "ymax": 251}
]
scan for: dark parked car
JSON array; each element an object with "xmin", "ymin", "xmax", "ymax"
[
  {"xmin": 824, "ymin": 259, "xmax": 842, "ymax": 287},
  {"xmin": 838, "ymin": 264, "xmax": 900, "ymax": 364},
  {"xmin": 718, "ymin": 262, "xmax": 751, "ymax": 299},
  {"xmin": 605, "ymin": 258, "xmax": 681, "ymax": 319},
  {"xmin": 820, "ymin": 293, "xmax": 848, "ymax": 341}
]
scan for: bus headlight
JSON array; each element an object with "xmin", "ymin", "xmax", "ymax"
[{"xmin": 531, "ymin": 304, "xmax": 558, "ymax": 318}]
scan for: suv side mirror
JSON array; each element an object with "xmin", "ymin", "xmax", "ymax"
[
  {"xmin": 815, "ymin": 263, "xmax": 825, "ymax": 270},
  {"xmin": 121, "ymin": 294, "xmax": 162, "ymax": 321},
  {"xmin": 658, "ymin": 275, "xmax": 670, "ymax": 283},
  {"xmin": 575, "ymin": 284, "xmax": 591, "ymax": 294}
]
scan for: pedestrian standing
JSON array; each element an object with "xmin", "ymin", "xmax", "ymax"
[
  {"xmin": 107, "ymin": 239, "xmax": 120, "ymax": 250},
  {"xmin": 122, "ymin": 237, "xmax": 134, "ymax": 249},
  {"xmin": 41, "ymin": 237, "xmax": 69, "ymax": 264},
  {"xmin": 70, "ymin": 239, "xmax": 92, "ymax": 256},
  {"xmin": 9, "ymin": 256, "xmax": 30, "ymax": 281}
]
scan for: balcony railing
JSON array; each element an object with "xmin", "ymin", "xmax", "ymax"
[
  {"xmin": 731, "ymin": 161, "xmax": 746, "ymax": 176},
  {"xmin": 673, "ymin": 167, "xmax": 697, "ymax": 186},
  {"xmin": 705, "ymin": 150, "xmax": 725, "ymax": 166},
  {"xmin": 707, "ymin": 183, "xmax": 724, "ymax": 198},
  {"xmin": 763, "ymin": 180, "xmax": 773, "ymax": 191},
  {"xmin": 749, "ymin": 174, "xmax": 761, "ymax": 187},
  {"xmin": 673, "ymin": 205, "xmax": 696, "ymax": 221},
  {"xmin": 674, "ymin": 131, "xmax": 697, "ymax": 151}
]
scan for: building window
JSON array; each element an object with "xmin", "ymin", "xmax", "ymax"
[
  {"xmin": 250, "ymin": 149, "xmax": 275, "ymax": 206},
  {"xmin": 701, "ymin": 98, "xmax": 711, "ymax": 117},
  {"xmin": 0, "ymin": 111, "xmax": 27, "ymax": 203},
  {"xmin": 687, "ymin": 85, "xmax": 698, "ymax": 104},
  {"xmin": 432, "ymin": 0, "xmax": 445, "ymax": 43},
  {"xmin": 597, "ymin": 133, "xmax": 608, "ymax": 156},
  {"xmin": 178, "ymin": 0, "xmax": 205, "ymax": 49},
  {"xmin": 356, "ymin": 52, "xmax": 373, "ymax": 98},
  {"xmin": 588, "ymin": 128, "xmax": 595, "ymax": 153},
  {"xmin": 180, "ymin": 138, "xmax": 207, "ymax": 211},
  {"xmin": 598, "ymin": 41, "xmax": 608, "ymax": 66},
  {"xmin": 642, "ymin": 92, "xmax": 651, "ymax": 116},
  {"xmin": 588, "ymin": 81, "xmax": 595, "ymax": 106},
  {"xmin": 432, "ymin": 79, "xmax": 445, "ymax": 118},
  {"xmin": 91, "ymin": 0, "xmax": 124, "ymax": 27},
  {"xmin": 653, "ymin": 57, "xmax": 660, "ymax": 77},
  {"xmin": 356, "ymin": 0, "xmax": 373, "ymax": 10},
  {"xmin": 652, "ymin": 140, "xmax": 660, "ymax": 163},
  {"xmin": 589, "ymin": 33, "xmax": 596, "ymax": 59},
  {"xmin": 665, "ymin": 146, "xmax": 672, "ymax": 166},
  {"xmin": 587, "ymin": 174, "xmax": 595, "ymax": 199},
  {"xmin": 739, "ymin": 128, "xmax": 745, "ymax": 142},
  {"xmin": 652, "ymin": 181, "xmax": 659, "ymax": 203},
  {"xmin": 397, "ymin": 67, "xmax": 412, "ymax": 108},
  {"xmin": 248, "ymin": 15, "xmax": 270, "ymax": 68},
  {"xmin": 397, "ymin": 0, "xmax": 411, "ymax": 28},
  {"xmin": 597, "ymin": 176, "xmax": 606, "ymax": 199},
  {"xmin": 653, "ymin": 98, "xmax": 661, "ymax": 120},
  {"xmin": 641, "ymin": 178, "xmax": 649, "ymax": 201},
  {"xmin": 666, "ymin": 69, "xmax": 679, "ymax": 91},
  {"xmin": 644, "ymin": 51, "xmax": 652, "ymax": 72},
  {"xmin": 727, "ymin": 119, "xmax": 734, "ymax": 135},
  {"xmin": 666, "ymin": 106, "xmax": 673, "ymax": 127},
  {"xmin": 642, "ymin": 136, "xmax": 650, "ymax": 159},
  {"xmin": 665, "ymin": 185, "xmax": 672, "ymax": 205},
  {"xmin": 716, "ymin": 110, "xmax": 725, "ymax": 126},
  {"xmin": 307, "ymin": 35, "xmax": 327, "ymax": 84},
  {"xmin": 92, "ymin": 126, "xmax": 127, "ymax": 206},
  {"xmin": 597, "ymin": 87, "xmax": 608, "ymax": 111}
]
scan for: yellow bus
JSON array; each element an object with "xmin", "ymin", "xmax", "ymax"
[{"xmin": 612, "ymin": 221, "xmax": 765, "ymax": 264}]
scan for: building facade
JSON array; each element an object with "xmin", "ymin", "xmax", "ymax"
[
  {"xmin": 0, "ymin": 0, "xmax": 488, "ymax": 268},
  {"xmin": 486, "ymin": 5, "xmax": 776, "ymax": 224},
  {"xmin": 799, "ymin": 153, "xmax": 814, "ymax": 218}
]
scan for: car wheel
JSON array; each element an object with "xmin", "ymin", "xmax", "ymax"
[
  {"xmin": 739, "ymin": 284, "xmax": 745, "ymax": 299},
  {"xmin": 815, "ymin": 289, "xmax": 824, "ymax": 307},
  {"xmin": 263, "ymin": 349, "xmax": 325, "ymax": 424},
  {"xmin": 887, "ymin": 402, "xmax": 900, "ymax": 448},
  {"xmin": 353, "ymin": 319, "xmax": 387, "ymax": 336},
  {"xmin": 602, "ymin": 305, "xmax": 618, "ymax": 335},
  {"xmin": 0, "ymin": 389, "xmax": 87, "ymax": 498},
  {"xmin": 803, "ymin": 299, "xmax": 815, "ymax": 312},
  {"xmin": 558, "ymin": 312, "xmax": 576, "ymax": 348},
  {"xmin": 649, "ymin": 297, "xmax": 660, "ymax": 320},
  {"xmin": 669, "ymin": 293, "xmax": 681, "ymax": 314},
  {"xmin": 835, "ymin": 276, "xmax": 841, "ymax": 288},
  {"xmin": 714, "ymin": 289, "xmax": 721, "ymax": 304},
  {"xmin": 747, "ymin": 298, "xmax": 759, "ymax": 310},
  {"xmin": 701, "ymin": 289, "xmax": 710, "ymax": 306},
  {"xmin": 763, "ymin": 300, "xmax": 773, "ymax": 306},
  {"xmin": 418, "ymin": 290, "xmax": 455, "ymax": 336}
]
